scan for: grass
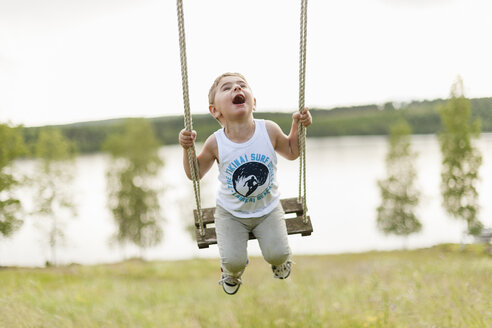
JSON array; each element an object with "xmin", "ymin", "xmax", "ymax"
[{"xmin": 1, "ymin": 244, "xmax": 491, "ymax": 328}]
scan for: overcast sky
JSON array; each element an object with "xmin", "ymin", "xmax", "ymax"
[{"xmin": 1, "ymin": 0, "xmax": 491, "ymax": 127}]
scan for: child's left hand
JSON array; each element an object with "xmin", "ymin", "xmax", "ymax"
[{"xmin": 293, "ymin": 107, "xmax": 312, "ymax": 127}]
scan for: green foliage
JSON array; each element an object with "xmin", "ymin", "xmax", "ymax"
[
  {"xmin": 377, "ymin": 120, "xmax": 421, "ymax": 237},
  {"xmin": 103, "ymin": 118, "xmax": 164, "ymax": 250},
  {"xmin": 0, "ymin": 123, "xmax": 27, "ymax": 239},
  {"xmin": 438, "ymin": 78, "xmax": 483, "ymax": 236},
  {"xmin": 34, "ymin": 128, "xmax": 76, "ymax": 161},
  {"xmin": 32, "ymin": 128, "xmax": 77, "ymax": 265}
]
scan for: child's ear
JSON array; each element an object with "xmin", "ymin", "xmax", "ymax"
[{"xmin": 209, "ymin": 105, "xmax": 220, "ymax": 119}]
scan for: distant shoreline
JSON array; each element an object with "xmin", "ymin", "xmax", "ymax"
[{"xmin": 20, "ymin": 97, "xmax": 492, "ymax": 154}]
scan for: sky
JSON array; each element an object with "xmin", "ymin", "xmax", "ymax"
[{"xmin": 1, "ymin": 0, "xmax": 491, "ymax": 127}]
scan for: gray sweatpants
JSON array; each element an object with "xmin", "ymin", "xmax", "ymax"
[{"xmin": 215, "ymin": 203, "xmax": 291, "ymax": 276}]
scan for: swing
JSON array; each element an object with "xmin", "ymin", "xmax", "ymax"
[{"xmin": 176, "ymin": 0, "xmax": 313, "ymax": 249}]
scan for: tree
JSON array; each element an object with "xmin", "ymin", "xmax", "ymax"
[
  {"xmin": 383, "ymin": 102, "xmax": 395, "ymax": 111},
  {"xmin": 377, "ymin": 120, "xmax": 421, "ymax": 241},
  {"xmin": 0, "ymin": 124, "xmax": 27, "ymax": 241},
  {"xmin": 103, "ymin": 118, "xmax": 164, "ymax": 253},
  {"xmin": 438, "ymin": 77, "xmax": 483, "ymax": 236},
  {"xmin": 32, "ymin": 128, "xmax": 76, "ymax": 266}
]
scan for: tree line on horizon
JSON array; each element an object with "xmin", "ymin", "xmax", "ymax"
[
  {"xmin": 19, "ymin": 96, "xmax": 492, "ymax": 154},
  {"xmin": 0, "ymin": 81, "xmax": 490, "ymax": 265}
]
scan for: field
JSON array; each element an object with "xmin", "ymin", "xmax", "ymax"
[{"xmin": 1, "ymin": 244, "xmax": 491, "ymax": 328}]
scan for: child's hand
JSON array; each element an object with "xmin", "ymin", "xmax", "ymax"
[
  {"xmin": 179, "ymin": 129, "xmax": 197, "ymax": 149},
  {"xmin": 293, "ymin": 107, "xmax": 312, "ymax": 127}
]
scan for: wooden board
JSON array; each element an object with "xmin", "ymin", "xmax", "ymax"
[{"xmin": 193, "ymin": 197, "xmax": 313, "ymax": 249}]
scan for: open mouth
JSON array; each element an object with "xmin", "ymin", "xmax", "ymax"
[{"xmin": 232, "ymin": 94, "xmax": 246, "ymax": 105}]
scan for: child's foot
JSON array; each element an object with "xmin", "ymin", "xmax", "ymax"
[
  {"xmin": 272, "ymin": 260, "xmax": 292, "ymax": 279},
  {"xmin": 218, "ymin": 261, "xmax": 248, "ymax": 295},
  {"xmin": 219, "ymin": 273, "xmax": 242, "ymax": 295}
]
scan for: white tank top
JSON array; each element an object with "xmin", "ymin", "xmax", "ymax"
[{"xmin": 214, "ymin": 119, "xmax": 280, "ymax": 218}]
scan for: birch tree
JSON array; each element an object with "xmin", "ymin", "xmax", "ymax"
[
  {"xmin": 103, "ymin": 118, "xmax": 164, "ymax": 254},
  {"xmin": 377, "ymin": 120, "xmax": 421, "ymax": 241},
  {"xmin": 438, "ymin": 77, "xmax": 482, "ymax": 236},
  {"xmin": 0, "ymin": 124, "xmax": 26, "ymax": 243},
  {"xmin": 32, "ymin": 128, "xmax": 76, "ymax": 266}
]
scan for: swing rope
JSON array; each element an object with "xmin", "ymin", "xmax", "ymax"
[
  {"xmin": 176, "ymin": 0, "xmax": 205, "ymax": 236},
  {"xmin": 176, "ymin": 0, "xmax": 309, "ymax": 231},
  {"xmin": 298, "ymin": 0, "xmax": 308, "ymax": 223}
]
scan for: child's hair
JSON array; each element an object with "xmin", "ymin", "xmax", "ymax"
[{"xmin": 208, "ymin": 72, "xmax": 249, "ymax": 105}]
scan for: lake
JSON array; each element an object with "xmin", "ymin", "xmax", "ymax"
[{"xmin": 2, "ymin": 134, "xmax": 491, "ymax": 267}]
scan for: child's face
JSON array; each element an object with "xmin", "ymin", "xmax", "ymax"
[{"xmin": 209, "ymin": 75, "xmax": 256, "ymax": 123}]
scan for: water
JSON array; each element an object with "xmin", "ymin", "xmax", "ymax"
[{"xmin": 2, "ymin": 134, "xmax": 492, "ymax": 267}]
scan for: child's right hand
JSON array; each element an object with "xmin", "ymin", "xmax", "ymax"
[{"xmin": 179, "ymin": 129, "xmax": 197, "ymax": 149}]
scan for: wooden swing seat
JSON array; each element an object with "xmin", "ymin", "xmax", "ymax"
[{"xmin": 194, "ymin": 197, "xmax": 313, "ymax": 249}]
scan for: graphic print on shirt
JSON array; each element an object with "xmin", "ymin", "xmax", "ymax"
[{"xmin": 225, "ymin": 153, "xmax": 274, "ymax": 203}]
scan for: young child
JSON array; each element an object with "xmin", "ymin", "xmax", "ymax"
[{"xmin": 179, "ymin": 72, "xmax": 312, "ymax": 295}]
